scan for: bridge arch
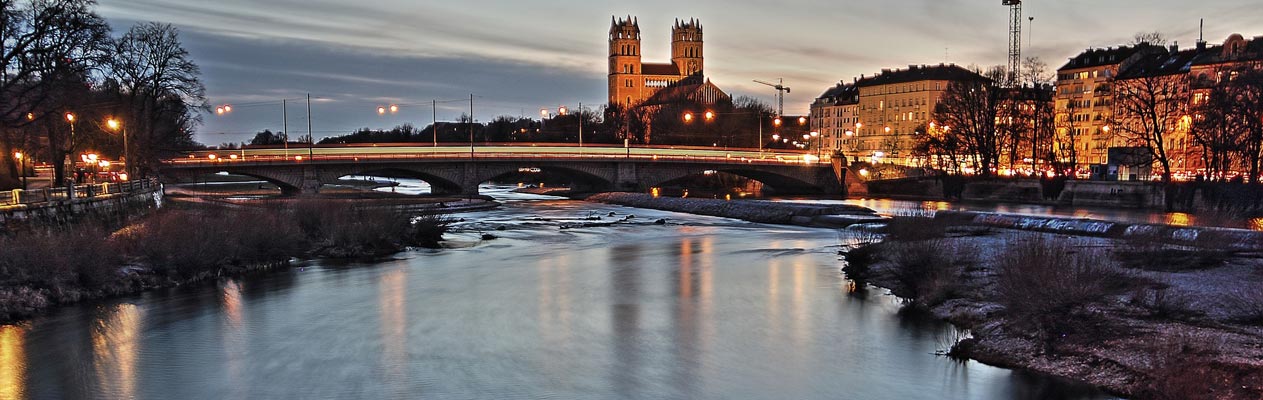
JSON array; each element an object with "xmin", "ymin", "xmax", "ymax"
[
  {"xmin": 336, "ymin": 167, "xmax": 463, "ymax": 195},
  {"xmin": 209, "ymin": 170, "xmax": 303, "ymax": 195},
  {"xmin": 642, "ymin": 165, "xmax": 824, "ymax": 194},
  {"xmin": 474, "ymin": 163, "xmax": 615, "ymax": 193}
]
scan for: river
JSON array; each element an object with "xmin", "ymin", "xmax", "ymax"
[{"xmin": 0, "ymin": 184, "xmax": 1116, "ymax": 399}]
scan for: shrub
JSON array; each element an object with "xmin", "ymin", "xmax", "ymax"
[
  {"xmin": 411, "ymin": 213, "xmax": 453, "ymax": 248},
  {"xmin": 0, "ymin": 226, "xmax": 119, "ymax": 289},
  {"xmin": 996, "ymin": 238, "xmax": 1135, "ymax": 337},
  {"xmin": 888, "ymin": 239, "xmax": 965, "ymax": 307},
  {"xmin": 122, "ymin": 208, "xmax": 302, "ymax": 276}
]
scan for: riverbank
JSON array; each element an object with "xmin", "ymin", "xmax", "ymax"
[
  {"xmin": 843, "ymin": 216, "xmax": 1263, "ymax": 399},
  {"xmin": 0, "ymin": 199, "xmax": 456, "ymax": 325},
  {"xmin": 586, "ymin": 192, "xmax": 885, "ymax": 227}
]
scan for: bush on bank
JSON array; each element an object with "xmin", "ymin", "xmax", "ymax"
[{"xmin": 0, "ymin": 202, "xmax": 450, "ymax": 323}]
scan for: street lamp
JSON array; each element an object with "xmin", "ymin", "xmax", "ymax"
[
  {"xmin": 810, "ymin": 131, "xmax": 821, "ymax": 159},
  {"xmin": 107, "ymin": 118, "xmax": 129, "ymax": 178},
  {"xmin": 13, "ymin": 152, "xmax": 26, "ymax": 189}
]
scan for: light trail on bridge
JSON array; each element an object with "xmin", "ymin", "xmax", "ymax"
[{"xmin": 167, "ymin": 144, "xmax": 831, "ymax": 167}]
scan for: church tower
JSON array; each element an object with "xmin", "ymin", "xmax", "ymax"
[
  {"xmin": 609, "ymin": 16, "xmax": 642, "ymax": 107},
  {"xmin": 671, "ymin": 18, "xmax": 703, "ymax": 76}
]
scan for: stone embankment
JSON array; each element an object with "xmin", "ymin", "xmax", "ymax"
[
  {"xmin": 1, "ymin": 179, "xmax": 163, "ymax": 233},
  {"xmin": 586, "ymin": 192, "xmax": 884, "ymax": 227}
]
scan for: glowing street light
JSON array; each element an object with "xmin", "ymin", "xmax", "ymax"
[
  {"xmin": 558, "ymin": 106, "xmax": 568, "ymax": 116},
  {"xmin": 377, "ymin": 106, "xmax": 386, "ymax": 115},
  {"xmin": 389, "ymin": 104, "xmax": 399, "ymax": 113},
  {"xmin": 704, "ymin": 111, "xmax": 715, "ymax": 121},
  {"xmin": 13, "ymin": 151, "xmax": 26, "ymax": 189},
  {"xmin": 684, "ymin": 112, "xmax": 694, "ymax": 123}
]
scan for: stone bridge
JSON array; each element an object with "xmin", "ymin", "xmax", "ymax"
[{"xmin": 159, "ymin": 146, "xmax": 849, "ymax": 196}]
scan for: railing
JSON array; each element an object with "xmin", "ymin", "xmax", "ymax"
[
  {"xmin": 1, "ymin": 178, "xmax": 160, "ymax": 206},
  {"xmin": 164, "ymin": 145, "xmax": 832, "ymax": 168}
]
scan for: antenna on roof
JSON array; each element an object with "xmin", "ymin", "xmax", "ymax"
[{"xmin": 1199, "ymin": 18, "xmax": 1205, "ymax": 43}]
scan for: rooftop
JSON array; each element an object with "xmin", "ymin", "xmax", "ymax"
[{"xmin": 855, "ymin": 64, "xmax": 986, "ymax": 87}]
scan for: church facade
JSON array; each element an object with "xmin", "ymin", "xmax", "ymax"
[{"xmin": 608, "ymin": 16, "xmax": 705, "ymax": 107}]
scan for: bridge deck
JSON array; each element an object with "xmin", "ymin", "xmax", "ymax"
[{"xmin": 168, "ymin": 145, "xmax": 830, "ymax": 167}]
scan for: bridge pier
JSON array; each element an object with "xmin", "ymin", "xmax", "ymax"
[
  {"xmin": 615, "ymin": 163, "xmax": 641, "ymax": 191},
  {"xmin": 300, "ymin": 167, "xmax": 323, "ymax": 194},
  {"xmin": 460, "ymin": 163, "xmax": 482, "ymax": 196}
]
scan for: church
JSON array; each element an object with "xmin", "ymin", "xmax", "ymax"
[{"xmin": 607, "ymin": 16, "xmax": 727, "ymax": 108}]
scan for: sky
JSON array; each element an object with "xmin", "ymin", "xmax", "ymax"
[{"xmin": 97, "ymin": 0, "xmax": 1263, "ymax": 145}]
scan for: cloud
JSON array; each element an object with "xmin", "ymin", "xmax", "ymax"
[{"xmin": 98, "ymin": 0, "xmax": 1263, "ymax": 144}]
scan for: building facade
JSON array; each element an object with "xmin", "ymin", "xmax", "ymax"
[
  {"xmin": 852, "ymin": 64, "xmax": 985, "ymax": 165},
  {"xmin": 608, "ymin": 16, "xmax": 704, "ymax": 108},
  {"xmin": 1054, "ymin": 45, "xmax": 1163, "ymax": 167},
  {"xmin": 810, "ymin": 83, "xmax": 859, "ymax": 158}
]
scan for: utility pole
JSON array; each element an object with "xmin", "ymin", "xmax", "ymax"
[
  {"xmin": 578, "ymin": 102, "xmax": 584, "ymax": 148},
  {"xmin": 469, "ymin": 93, "xmax": 475, "ymax": 159},
  {"xmin": 307, "ymin": 93, "xmax": 313, "ymax": 159},
  {"xmin": 282, "ymin": 99, "xmax": 289, "ymax": 156},
  {"xmin": 432, "ymin": 99, "xmax": 438, "ymax": 147}
]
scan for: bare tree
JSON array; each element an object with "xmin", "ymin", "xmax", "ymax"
[
  {"xmin": 0, "ymin": 0, "xmax": 110, "ymax": 186},
  {"xmin": 1133, "ymin": 31, "xmax": 1167, "ymax": 46},
  {"xmin": 109, "ymin": 22, "xmax": 207, "ymax": 176},
  {"xmin": 1056, "ymin": 97, "xmax": 1081, "ymax": 175},
  {"xmin": 1231, "ymin": 67, "xmax": 1263, "ymax": 182},
  {"xmin": 1190, "ymin": 69, "xmax": 1242, "ymax": 180},
  {"xmin": 1109, "ymin": 71, "xmax": 1187, "ymax": 183},
  {"xmin": 933, "ymin": 74, "xmax": 1000, "ymax": 176}
]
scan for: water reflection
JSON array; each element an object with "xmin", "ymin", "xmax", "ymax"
[
  {"xmin": 220, "ymin": 280, "xmax": 246, "ymax": 399},
  {"xmin": 0, "ymin": 325, "xmax": 26, "ymax": 399},
  {"xmin": 609, "ymin": 243, "xmax": 642, "ymax": 397},
  {"xmin": 378, "ymin": 268, "xmax": 408, "ymax": 397},
  {"xmin": 91, "ymin": 303, "xmax": 142, "ymax": 399}
]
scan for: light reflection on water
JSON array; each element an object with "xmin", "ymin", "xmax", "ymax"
[
  {"xmin": 0, "ymin": 325, "xmax": 25, "ymax": 399},
  {"xmin": 2, "ymin": 186, "xmax": 1115, "ymax": 399}
]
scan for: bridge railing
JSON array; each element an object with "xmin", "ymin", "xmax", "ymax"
[
  {"xmin": 164, "ymin": 146, "xmax": 832, "ymax": 167},
  {"xmin": 1, "ymin": 178, "xmax": 160, "ymax": 206}
]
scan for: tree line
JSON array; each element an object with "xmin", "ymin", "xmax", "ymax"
[
  {"xmin": 915, "ymin": 59, "xmax": 1057, "ymax": 177},
  {"xmin": 1, "ymin": 0, "xmax": 205, "ymax": 189},
  {"xmin": 918, "ymin": 33, "xmax": 1263, "ymax": 184}
]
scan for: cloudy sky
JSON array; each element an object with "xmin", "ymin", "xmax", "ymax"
[{"xmin": 98, "ymin": 0, "xmax": 1263, "ymax": 145}]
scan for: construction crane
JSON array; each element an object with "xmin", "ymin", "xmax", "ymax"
[
  {"xmin": 753, "ymin": 79, "xmax": 790, "ymax": 116},
  {"xmin": 1003, "ymin": 0, "xmax": 1022, "ymax": 86}
]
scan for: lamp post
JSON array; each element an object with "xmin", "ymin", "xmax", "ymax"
[
  {"xmin": 65, "ymin": 112, "xmax": 76, "ymax": 186},
  {"xmin": 107, "ymin": 118, "xmax": 128, "ymax": 178},
  {"xmin": 14, "ymin": 152, "xmax": 26, "ymax": 189},
  {"xmin": 810, "ymin": 131, "xmax": 821, "ymax": 160}
]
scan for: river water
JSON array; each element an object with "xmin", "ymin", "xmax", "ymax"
[{"xmin": 0, "ymin": 184, "xmax": 1116, "ymax": 399}]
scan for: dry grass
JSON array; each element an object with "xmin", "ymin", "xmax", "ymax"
[
  {"xmin": 888, "ymin": 239, "xmax": 968, "ymax": 307},
  {"xmin": 995, "ymin": 238, "xmax": 1137, "ymax": 339},
  {"xmin": 0, "ymin": 226, "xmax": 120, "ymax": 291}
]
